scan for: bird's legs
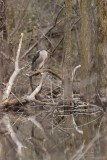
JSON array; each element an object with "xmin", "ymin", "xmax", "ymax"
[{"xmin": 35, "ymin": 68, "xmax": 43, "ymax": 74}]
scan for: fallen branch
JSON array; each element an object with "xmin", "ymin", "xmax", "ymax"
[
  {"xmin": 2, "ymin": 33, "xmax": 24, "ymax": 101},
  {"xmin": 0, "ymin": 72, "xmax": 58, "ymax": 108}
]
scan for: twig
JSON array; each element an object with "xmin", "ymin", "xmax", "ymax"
[
  {"xmin": 29, "ymin": 69, "xmax": 63, "ymax": 81},
  {"xmin": 2, "ymin": 33, "xmax": 24, "ymax": 100},
  {"xmin": 51, "ymin": 37, "xmax": 64, "ymax": 55},
  {"xmin": 29, "ymin": 76, "xmax": 33, "ymax": 92},
  {"xmin": 72, "ymin": 65, "xmax": 81, "ymax": 82},
  {"xmin": 49, "ymin": 78, "xmax": 55, "ymax": 104},
  {"xmin": 38, "ymin": 28, "xmax": 54, "ymax": 49}
]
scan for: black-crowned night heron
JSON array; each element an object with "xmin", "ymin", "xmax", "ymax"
[{"xmin": 31, "ymin": 50, "xmax": 48, "ymax": 71}]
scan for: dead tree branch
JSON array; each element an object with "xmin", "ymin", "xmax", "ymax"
[
  {"xmin": 29, "ymin": 69, "xmax": 63, "ymax": 81},
  {"xmin": 2, "ymin": 33, "xmax": 24, "ymax": 101},
  {"xmin": 27, "ymin": 72, "xmax": 47, "ymax": 101},
  {"xmin": 0, "ymin": 72, "xmax": 54, "ymax": 108}
]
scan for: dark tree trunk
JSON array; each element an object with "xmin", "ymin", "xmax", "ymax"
[
  {"xmin": 0, "ymin": 0, "xmax": 8, "ymax": 40},
  {"xmin": 0, "ymin": 0, "xmax": 8, "ymax": 101}
]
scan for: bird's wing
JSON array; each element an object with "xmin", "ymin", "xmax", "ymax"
[
  {"xmin": 32, "ymin": 50, "xmax": 40, "ymax": 65},
  {"xmin": 31, "ymin": 51, "xmax": 40, "ymax": 70},
  {"xmin": 31, "ymin": 51, "xmax": 44, "ymax": 70}
]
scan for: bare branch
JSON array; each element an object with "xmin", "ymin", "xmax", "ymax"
[
  {"xmin": 2, "ymin": 33, "xmax": 24, "ymax": 100},
  {"xmin": 29, "ymin": 69, "xmax": 63, "ymax": 81},
  {"xmin": 72, "ymin": 65, "xmax": 81, "ymax": 82},
  {"xmin": 26, "ymin": 72, "xmax": 47, "ymax": 101}
]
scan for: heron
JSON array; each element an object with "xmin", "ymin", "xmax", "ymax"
[{"xmin": 31, "ymin": 50, "xmax": 48, "ymax": 71}]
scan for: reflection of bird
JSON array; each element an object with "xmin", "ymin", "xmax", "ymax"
[{"xmin": 31, "ymin": 50, "xmax": 48, "ymax": 71}]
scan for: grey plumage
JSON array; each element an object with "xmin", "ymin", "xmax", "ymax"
[{"xmin": 31, "ymin": 50, "xmax": 48, "ymax": 71}]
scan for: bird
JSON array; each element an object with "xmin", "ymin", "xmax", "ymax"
[{"xmin": 31, "ymin": 50, "xmax": 48, "ymax": 71}]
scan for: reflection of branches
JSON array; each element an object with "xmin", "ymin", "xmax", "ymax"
[
  {"xmin": 70, "ymin": 143, "xmax": 85, "ymax": 160},
  {"xmin": 74, "ymin": 134, "xmax": 101, "ymax": 160},
  {"xmin": 3, "ymin": 114, "xmax": 26, "ymax": 156},
  {"xmin": 28, "ymin": 116, "xmax": 46, "ymax": 138},
  {"xmin": 70, "ymin": 134, "xmax": 101, "ymax": 160},
  {"xmin": 72, "ymin": 114, "xmax": 83, "ymax": 134}
]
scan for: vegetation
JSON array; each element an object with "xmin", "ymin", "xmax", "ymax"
[{"xmin": 0, "ymin": 0, "xmax": 107, "ymax": 160}]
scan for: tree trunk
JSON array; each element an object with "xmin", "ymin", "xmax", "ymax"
[
  {"xmin": 96, "ymin": 2, "xmax": 107, "ymax": 158},
  {"xmin": 80, "ymin": 0, "xmax": 97, "ymax": 101},
  {"xmin": 97, "ymin": 0, "xmax": 107, "ymax": 94},
  {"xmin": 64, "ymin": 0, "xmax": 74, "ymax": 105},
  {"xmin": 63, "ymin": 1, "xmax": 75, "ymax": 160},
  {"xmin": 0, "ymin": 0, "xmax": 8, "ymax": 101}
]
